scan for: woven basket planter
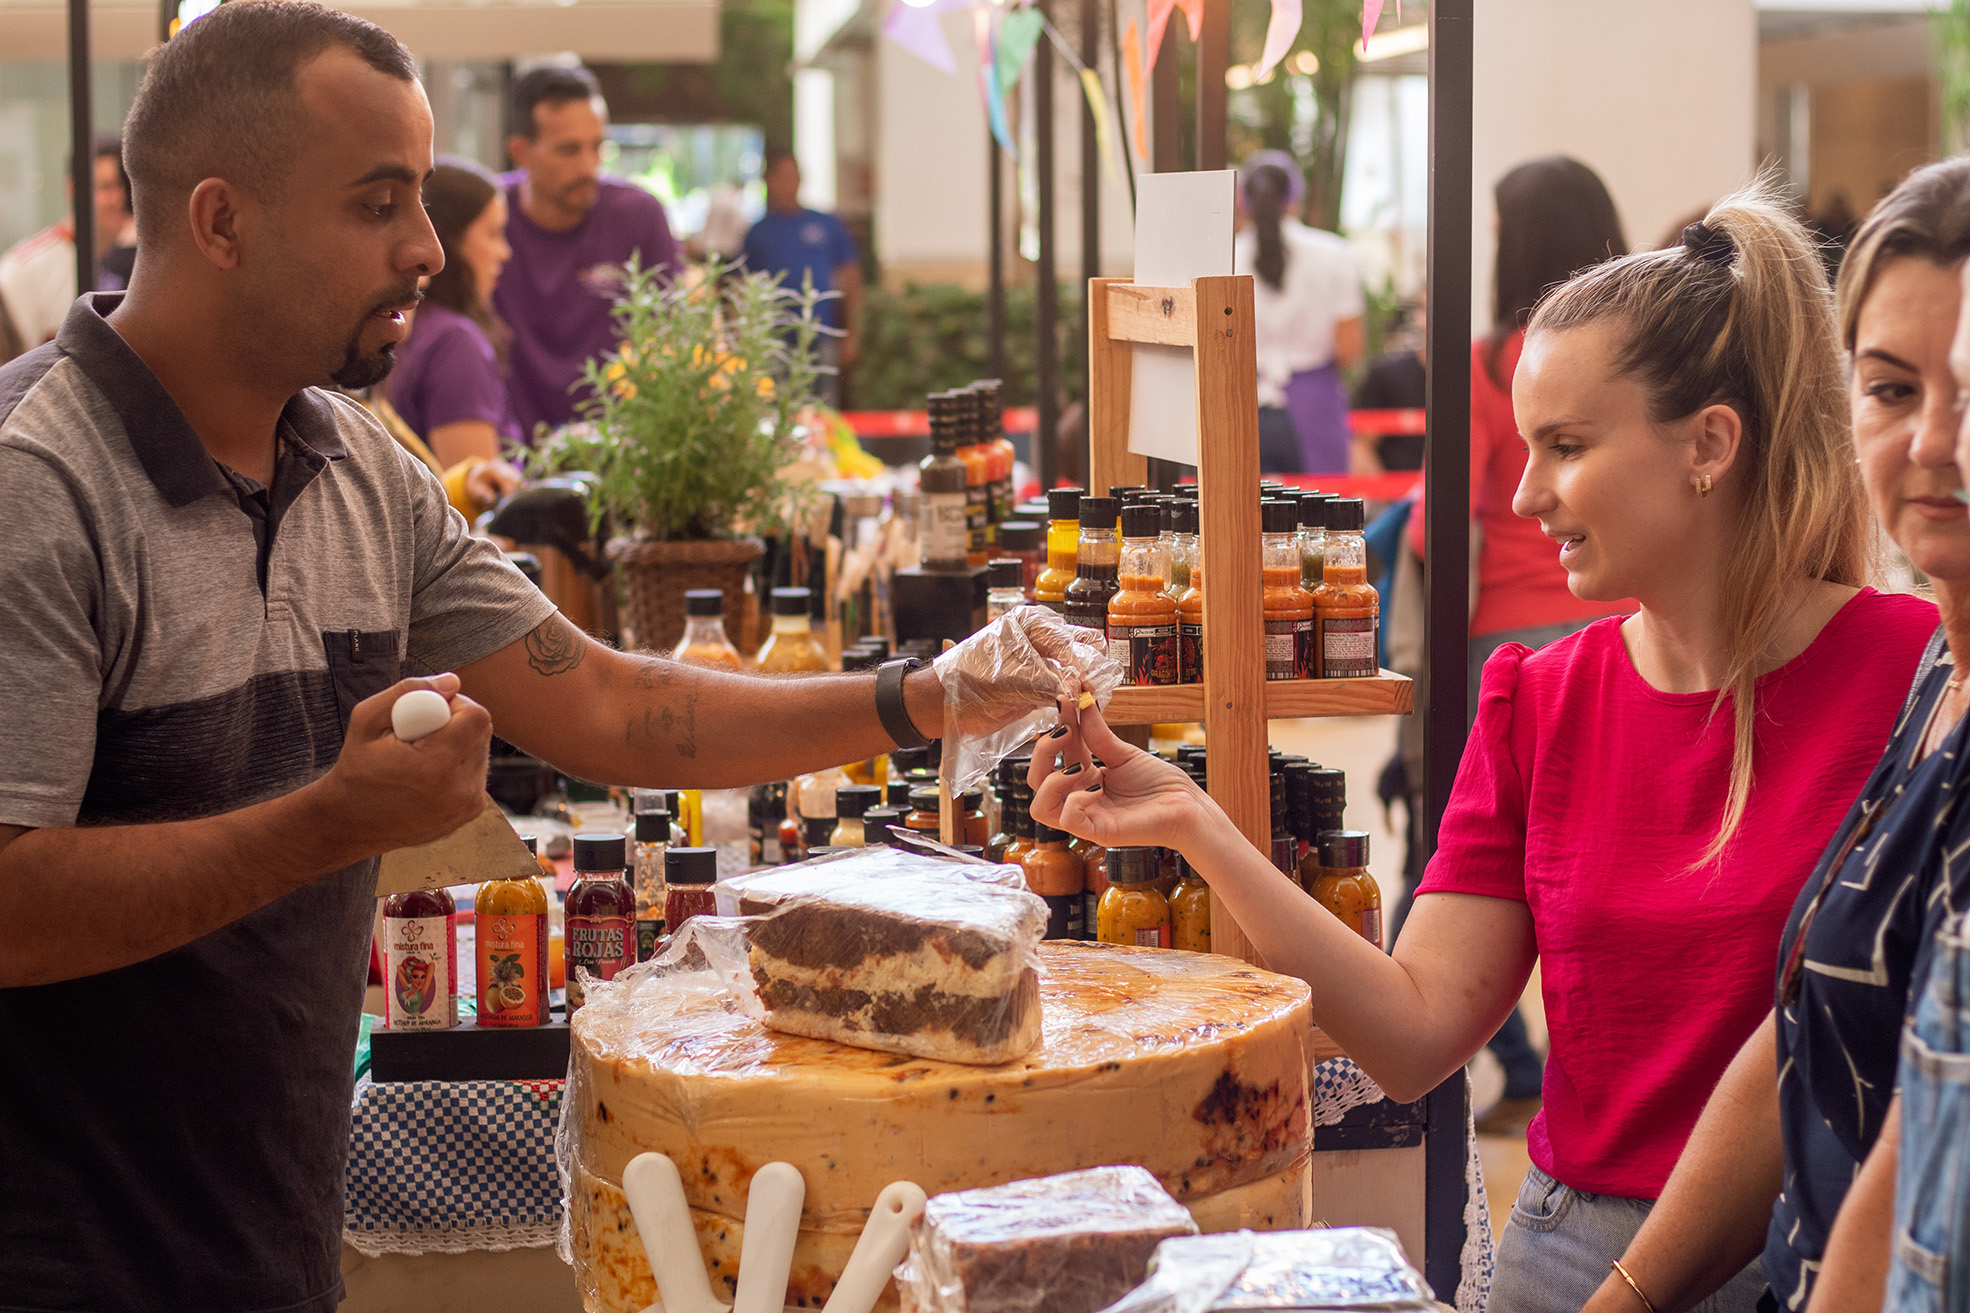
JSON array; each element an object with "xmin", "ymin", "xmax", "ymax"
[{"xmin": 610, "ymin": 535, "xmax": 764, "ymax": 655}]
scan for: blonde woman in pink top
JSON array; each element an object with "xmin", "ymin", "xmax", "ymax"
[{"xmin": 1029, "ymin": 185, "xmax": 1938, "ymax": 1313}]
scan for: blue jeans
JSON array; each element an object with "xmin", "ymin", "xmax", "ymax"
[
  {"xmin": 1491, "ymin": 1166, "xmax": 1767, "ymax": 1313},
  {"xmin": 1887, "ymin": 914, "xmax": 1970, "ymax": 1313}
]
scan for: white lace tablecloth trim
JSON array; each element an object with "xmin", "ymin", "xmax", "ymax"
[{"xmin": 345, "ymin": 1221, "xmax": 561, "ymax": 1258}]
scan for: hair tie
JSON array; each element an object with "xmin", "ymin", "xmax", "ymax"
[{"xmin": 1682, "ymin": 221, "xmax": 1735, "ymax": 266}]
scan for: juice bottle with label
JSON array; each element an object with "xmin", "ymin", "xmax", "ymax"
[
  {"xmin": 672, "ymin": 589, "xmax": 745, "ymax": 672},
  {"xmin": 1095, "ymin": 847, "xmax": 1171, "ymax": 947},
  {"xmin": 1107, "ymin": 502, "xmax": 1179, "ymax": 686},
  {"xmin": 756, "ymin": 587, "xmax": 831, "ymax": 673},
  {"xmin": 919, "ymin": 394, "xmax": 971, "ymax": 572},
  {"xmin": 1312, "ymin": 499, "xmax": 1380, "ymax": 679},
  {"xmin": 1033, "ymin": 486, "xmax": 1083, "ymax": 613},
  {"xmin": 381, "ymin": 885, "xmax": 457, "ymax": 1030},
  {"xmin": 476, "ymin": 849, "xmax": 549, "ymax": 1029},
  {"xmin": 1260, "ymin": 498, "xmax": 1316, "ymax": 681},
  {"xmin": 1063, "ymin": 496, "xmax": 1120, "ymax": 634},
  {"xmin": 566, "ymin": 834, "xmax": 635, "ymax": 1013}
]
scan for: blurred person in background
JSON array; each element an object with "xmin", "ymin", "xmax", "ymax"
[
  {"xmin": 742, "ymin": 150, "xmax": 861, "ymax": 408},
  {"xmin": 1404, "ymin": 154, "xmax": 1636, "ymax": 1135},
  {"xmin": 495, "ymin": 64, "xmax": 677, "ymax": 439},
  {"xmin": 380, "ymin": 156, "xmax": 522, "ymax": 515},
  {"xmin": 0, "ymin": 136, "xmax": 134, "ymax": 347},
  {"xmin": 1236, "ymin": 151, "xmax": 1365, "ymax": 474}
]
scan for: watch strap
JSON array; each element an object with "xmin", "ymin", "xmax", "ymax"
[{"xmin": 875, "ymin": 657, "xmax": 932, "ymax": 749}]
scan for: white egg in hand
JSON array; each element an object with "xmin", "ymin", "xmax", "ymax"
[{"xmin": 391, "ymin": 688, "xmax": 453, "ymax": 742}]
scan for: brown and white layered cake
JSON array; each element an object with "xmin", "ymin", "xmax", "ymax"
[
  {"xmin": 566, "ymin": 941, "xmax": 1315, "ymax": 1313},
  {"xmin": 901, "ymin": 1166, "xmax": 1200, "ymax": 1313},
  {"xmin": 743, "ymin": 876, "xmax": 1049, "ymax": 1065}
]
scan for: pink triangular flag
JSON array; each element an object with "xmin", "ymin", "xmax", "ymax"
[
  {"xmin": 1144, "ymin": 0, "xmax": 1175, "ymax": 72},
  {"xmin": 885, "ymin": 0, "xmax": 955, "ymax": 73},
  {"xmin": 1360, "ymin": 0, "xmax": 1382, "ymax": 52},
  {"xmin": 1254, "ymin": 0, "xmax": 1301, "ymax": 79},
  {"xmin": 1176, "ymin": 0, "xmax": 1202, "ymax": 43}
]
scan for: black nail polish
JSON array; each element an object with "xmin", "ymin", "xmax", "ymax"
[
  {"xmin": 1048, "ymin": 725, "xmax": 1071, "ymax": 739},
  {"xmin": 1086, "ymin": 784, "xmax": 1102, "ymax": 793},
  {"xmin": 1060, "ymin": 762, "xmax": 1083, "ymax": 776}
]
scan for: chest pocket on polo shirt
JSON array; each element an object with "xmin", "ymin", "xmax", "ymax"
[{"xmin": 321, "ymin": 628, "xmax": 404, "ymax": 732}]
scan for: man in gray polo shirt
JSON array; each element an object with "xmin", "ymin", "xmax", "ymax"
[{"xmin": 0, "ymin": 5, "xmax": 1031, "ymax": 1310}]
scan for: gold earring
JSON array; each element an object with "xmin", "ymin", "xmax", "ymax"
[{"xmin": 1697, "ymin": 474, "xmax": 1713, "ymax": 497}]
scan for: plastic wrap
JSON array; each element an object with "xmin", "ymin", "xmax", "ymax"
[
  {"xmin": 559, "ymin": 942, "xmax": 1314, "ymax": 1313},
  {"xmin": 935, "ymin": 605, "xmax": 1124, "ymax": 796},
  {"xmin": 714, "ymin": 846, "xmax": 1025, "ymax": 917},
  {"xmin": 898, "ymin": 1166, "xmax": 1199, "ymax": 1313},
  {"xmin": 1096, "ymin": 1228, "xmax": 1436, "ymax": 1313}
]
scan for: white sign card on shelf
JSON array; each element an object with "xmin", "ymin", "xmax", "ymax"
[{"xmin": 1127, "ymin": 169, "xmax": 1237, "ymax": 466}]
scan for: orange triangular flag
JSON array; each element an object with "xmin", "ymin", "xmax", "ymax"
[{"xmin": 1123, "ymin": 15, "xmax": 1148, "ymax": 162}]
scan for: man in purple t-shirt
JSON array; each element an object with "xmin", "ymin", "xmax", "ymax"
[{"xmin": 493, "ymin": 65, "xmax": 677, "ymax": 439}]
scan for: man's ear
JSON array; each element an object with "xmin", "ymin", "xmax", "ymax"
[{"xmin": 186, "ymin": 177, "xmax": 247, "ymax": 271}]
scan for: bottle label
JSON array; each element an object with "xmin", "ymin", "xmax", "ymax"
[
  {"xmin": 1320, "ymin": 615, "xmax": 1378, "ymax": 678},
  {"xmin": 924, "ymin": 493, "xmax": 970, "ymax": 565},
  {"xmin": 383, "ymin": 913, "xmax": 456, "ymax": 1031},
  {"xmin": 965, "ymin": 486, "xmax": 989, "ymax": 556},
  {"xmin": 636, "ymin": 917, "xmax": 666, "ymax": 963},
  {"xmin": 1043, "ymin": 893, "xmax": 1086, "ymax": 940},
  {"xmin": 1178, "ymin": 620, "xmax": 1204, "ymax": 685},
  {"xmin": 1360, "ymin": 907, "xmax": 1383, "ymax": 948},
  {"xmin": 1264, "ymin": 617, "xmax": 1312, "ymax": 680},
  {"xmin": 478, "ymin": 913, "xmax": 548, "ymax": 1028},
  {"xmin": 1107, "ymin": 622, "xmax": 1179, "ymax": 686},
  {"xmin": 1132, "ymin": 924, "xmax": 1172, "ymax": 949},
  {"xmin": 567, "ymin": 913, "xmax": 634, "ymax": 1010},
  {"xmin": 759, "ymin": 836, "xmax": 783, "ymax": 865}
]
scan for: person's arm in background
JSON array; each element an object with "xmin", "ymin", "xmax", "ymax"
[
  {"xmin": 1332, "ymin": 316, "xmax": 1366, "ymax": 373},
  {"xmin": 1578, "ymin": 1012, "xmax": 1786, "ymax": 1313},
  {"xmin": 836, "ymin": 261, "xmax": 864, "ymax": 370},
  {"xmin": 428, "ymin": 418, "xmax": 500, "ymax": 467},
  {"xmin": 1807, "ymin": 1096, "xmax": 1899, "ymax": 1313}
]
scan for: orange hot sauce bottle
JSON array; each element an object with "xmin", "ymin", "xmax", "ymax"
[
  {"xmin": 1107, "ymin": 502, "xmax": 1179, "ymax": 686},
  {"xmin": 1260, "ymin": 498, "xmax": 1316, "ymax": 681}
]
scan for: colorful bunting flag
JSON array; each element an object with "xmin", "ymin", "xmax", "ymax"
[
  {"xmin": 1079, "ymin": 66, "xmax": 1127, "ymax": 192},
  {"xmin": 983, "ymin": 7, "xmax": 1017, "ymax": 155},
  {"xmin": 1122, "ymin": 15, "xmax": 1148, "ymax": 162},
  {"xmin": 1254, "ymin": 0, "xmax": 1302, "ymax": 79},
  {"xmin": 884, "ymin": 0, "xmax": 956, "ymax": 72},
  {"xmin": 1360, "ymin": 0, "xmax": 1382, "ymax": 52},
  {"xmin": 995, "ymin": 6, "xmax": 1045, "ymax": 94},
  {"xmin": 1144, "ymin": 0, "xmax": 1173, "ymax": 71}
]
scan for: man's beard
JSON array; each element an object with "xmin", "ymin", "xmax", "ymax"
[{"xmin": 330, "ymin": 284, "xmax": 422, "ymax": 389}]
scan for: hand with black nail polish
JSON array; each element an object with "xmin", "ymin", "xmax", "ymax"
[{"xmin": 1024, "ymin": 703, "xmax": 1216, "ymax": 854}]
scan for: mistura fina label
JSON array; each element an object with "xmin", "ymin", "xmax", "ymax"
[
  {"xmin": 1320, "ymin": 615, "xmax": 1377, "ymax": 678},
  {"xmin": 1107, "ymin": 622, "xmax": 1178, "ymax": 686},
  {"xmin": 567, "ymin": 914, "xmax": 633, "ymax": 1008},
  {"xmin": 1265, "ymin": 617, "xmax": 1313, "ymax": 680}
]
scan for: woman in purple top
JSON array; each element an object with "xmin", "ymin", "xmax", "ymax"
[{"xmin": 387, "ymin": 157, "xmax": 525, "ymax": 464}]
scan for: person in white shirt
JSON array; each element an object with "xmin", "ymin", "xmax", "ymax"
[
  {"xmin": 0, "ymin": 137, "xmax": 134, "ymax": 350},
  {"xmin": 1234, "ymin": 152, "xmax": 1365, "ymax": 473}
]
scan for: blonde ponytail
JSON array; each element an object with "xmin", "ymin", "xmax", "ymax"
[{"xmin": 1528, "ymin": 180, "xmax": 1871, "ymax": 867}]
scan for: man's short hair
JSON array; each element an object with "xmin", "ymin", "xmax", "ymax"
[
  {"xmin": 511, "ymin": 65, "xmax": 603, "ymax": 140},
  {"xmin": 122, "ymin": 0, "xmax": 418, "ymax": 237}
]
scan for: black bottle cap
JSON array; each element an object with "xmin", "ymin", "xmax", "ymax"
[
  {"xmin": 1317, "ymin": 830, "xmax": 1370, "ymax": 868},
  {"xmin": 1078, "ymin": 496, "xmax": 1119, "ymax": 530},
  {"xmin": 835, "ymin": 784, "xmax": 880, "ymax": 818},
  {"xmin": 1119, "ymin": 503, "xmax": 1161, "ymax": 539},
  {"xmin": 999, "ymin": 753, "xmax": 1032, "ymax": 787},
  {"xmin": 1016, "ymin": 501, "xmax": 1051, "ymax": 521},
  {"xmin": 1105, "ymin": 846, "xmax": 1162, "ymax": 885},
  {"xmin": 664, "ymin": 846, "xmax": 719, "ymax": 884},
  {"xmin": 684, "ymin": 588, "xmax": 724, "ymax": 616},
  {"xmin": 988, "ymin": 559, "xmax": 1025, "ymax": 589},
  {"xmin": 1110, "ymin": 485, "xmax": 1147, "ymax": 501},
  {"xmin": 1034, "ymin": 820, "xmax": 1068, "ymax": 844},
  {"xmin": 1283, "ymin": 762, "xmax": 1318, "ymax": 839},
  {"xmin": 862, "ymin": 806, "xmax": 902, "ymax": 840},
  {"xmin": 1297, "ymin": 491, "xmax": 1333, "ymax": 529},
  {"xmin": 840, "ymin": 648, "xmax": 881, "ymax": 673},
  {"xmin": 635, "ymin": 811, "xmax": 673, "ymax": 843},
  {"xmin": 573, "ymin": 833, "xmax": 627, "ymax": 873},
  {"xmin": 886, "ymin": 780, "xmax": 913, "ymax": 808},
  {"xmin": 904, "ymin": 767, "xmax": 940, "ymax": 788},
  {"xmin": 959, "ymin": 787, "xmax": 984, "ymax": 813},
  {"xmin": 770, "ymin": 587, "xmax": 811, "ymax": 616},
  {"xmin": 1048, "ymin": 486, "xmax": 1085, "ymax": 520},
  {"xmin": 1307, "ymin": 766, "xmax": 1347, "ymax": 834},
  {"xmin": 863, "ymin": 635, "xmax": 893, "ymax": 660},
  {"xmin": 1172, "ymin": 501, "xmax": 1199, "ymax": 536},
  {"xmin": 1329, "ymin": 498, "xmax": 1365, "ymax": 532},
  {"xmin": 998, "ymin": 521, "xmax": 1043, "ymax": 553},
  {"xmin": 1261, "ymin": 498, "xmax": 1299, "ymax": 535},
  {"xmin": 519, "ymin": 834, "xmax": 538, "ymax": 856},
  {"xmin": 907, "ymin": 785, "xmax": 942, "ymax": 812}
]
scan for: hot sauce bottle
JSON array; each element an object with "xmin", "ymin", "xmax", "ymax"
[
  {"xmin": 996, "ymin": 521, "xmax": 1044, "ymax": 600},
  {"xmin": 632, "ymin": 811, "xmax": 672, "ymax": 962},
  {"xmin": 1310, "ymin": 831, "xmax": 1383, "ymax": 946},
  {"xmin": 955, "ymin": 390, "xmax": 992, "ymax": 567},
  {"xmin": 1178, "ymin": 531, "xmax": 1204, "ymax": 685},
  {"xmin": 1313, "ymin": 498, "xmax": 1380, "ymax": 678},
  {"xmin": 382, "ymin": 884, "xmax": 456, "ymax": 1031},
  {"xmin": 756, "ymin": 587, "xmax": 831, "ymax": 673},
  {"xmin": 919, "ymin": 394, "xmax": 972, "ymax": 573},
  {"xmin": 1107, "ymin": 502, "xmax": 1179, "ymax": 686},
  {"xmin": 476, "ymin": 840, "xmax": 549, "ymax": 1029},
  {"xmin": 1096, "ymin": 847, "xmax": 1170, "ymax": 947},
  {"xmin": 1169, "ymin": 857, "xmax": 1212, "ymax": 953},
  {"xmin": 1063, "ymin": 496, "xmax": 1120, "ymax": 634},
  {"xmin": 1260, "ymin": 498, "xmax": 1316, "ymax": 681},
  {"xmin": 662, "ymin": 848, "xmax": 719, "ymax": 938},
  {"xmin": 1034, "ymin": 486, "xmax": 1083, "ymax": 613},
  {"xmin": 672, "ymin": 588, "xmax": 745, "ymax": 672},
  {"xmin": 566, "ymin": 834, "xmax": 635, "ymax": 1013},
  {"xmin": 972, "ymin": 378, "xmax": 1017, "ymax": 533},
  {"xmin": 1022, "ymin": 821, "xmax": 1087, "ymax": 940}
]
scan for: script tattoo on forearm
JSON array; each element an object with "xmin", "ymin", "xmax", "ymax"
[
  {"xmin": 627, "ymin": 659, "xmax": 699, "ymax": 759},
  {"xmin": 523, "ymin": 618, "xmax": 587, "ymax": 677}
]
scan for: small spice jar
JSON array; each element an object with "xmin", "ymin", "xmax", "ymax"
[
  {"xmin": 1022, "ymin": 821, "xmax": 1087, "ymax": 940},
  {"xmin": 1169, "ymin": 857, "xmax": 1212, "ymax": 954},
  {"xmin": 830, "ymin": 784, "xmax": 882, "ymax": 848},
  {"xmin": 661, "ymin": 847, "xmax": 719, "ymax": 939},
  {"xmin": 1096, "ymin": 846, "xmax": 1171, "ymax": 948},
  {"xmin": 861, "ymin": 806, "xmax": 903, "ymax": 848},
  {"xmin": 1310, "ymin": 830, "xmax": 1382, "ymax": 946}
]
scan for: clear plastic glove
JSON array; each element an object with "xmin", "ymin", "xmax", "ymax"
[{"xmin": 933, "ymin": 605, "xmax": 1123, "ymax": 795}]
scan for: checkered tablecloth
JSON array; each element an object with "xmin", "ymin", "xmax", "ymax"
[{"xmin": 343, "ymin": 1074, "xmax": 565, "ymax": 1256}]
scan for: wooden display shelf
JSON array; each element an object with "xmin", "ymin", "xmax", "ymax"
[{"xmin": 1106, "ymin": 672, "xmax": 1414, "ymax": 725}]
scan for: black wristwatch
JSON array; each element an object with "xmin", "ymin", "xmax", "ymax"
[{"xmin": 875, "ymin": 657, "xmax": 932, "ymax": 749}]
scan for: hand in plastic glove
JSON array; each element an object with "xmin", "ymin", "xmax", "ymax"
[
  {"xmin": 932, "ymin": 606, "xmax": 1124, "ymax": 793},
  {"xmin": 1028, "ymin": 701, "xmax": 1223, "ymax": 854}
]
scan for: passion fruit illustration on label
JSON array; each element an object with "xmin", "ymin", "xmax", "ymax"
[
  {"xmin": 483, "ymin": 951, "xmax": 527, "ymax": 1016},
  {"xmin": 394, "ymin": 954, "xmax": 436, "ymax": 1015}
]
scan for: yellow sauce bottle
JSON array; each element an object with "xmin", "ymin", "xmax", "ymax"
[
  {"xmin": 1310, "ymin": 830, "xmax": 1383, "ymax": 947},
  {"xmin": 756, "ymin": 587, "xmax": 830, "ymax": 673},
  {"xmin": 1033, "ymin": 486, "xmax": 1083, "ymax": 614},
  {"xmin": 1169, "ymin": 857, "xmax": 1212, "ymax": 954},
  {"xmin": 1095, "ymin": 847, "xmax": 1171, "ymax": 948}
]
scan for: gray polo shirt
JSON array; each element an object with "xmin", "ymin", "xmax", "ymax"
[{"xmin": 0, "ymin": 294, "xmax": 555, "ymax": 1313}]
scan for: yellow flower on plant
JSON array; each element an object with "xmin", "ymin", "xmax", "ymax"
[{"xmin": 756, "ymin": 375, "xmax": 776, "ymax": 399}]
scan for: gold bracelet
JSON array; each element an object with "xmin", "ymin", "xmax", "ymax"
[{"xmin": 1610, "ymin": 1260, "xmax": 1658, "ymax": 1313}]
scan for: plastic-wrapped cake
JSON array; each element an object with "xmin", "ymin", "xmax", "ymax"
[{"xmin": 563, "ymin": 939, "xmax": 1315, "ymax": 1313}]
